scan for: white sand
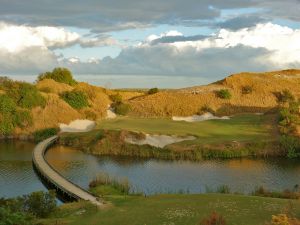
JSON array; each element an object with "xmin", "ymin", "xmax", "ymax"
[
  {"xmin": 172, "ymin": 112, "xmax": 230, "ymax": 122},
  {"xmin": 60, "ymin": 119, "xmax": 96, "ymax": 133},
  {"xmin": 125, "ymin": 134, "xmax": 196, "ymax": 148},
  {"xmin": 106, "ymin": 105, "xmax": 117, "ymax": 119}
]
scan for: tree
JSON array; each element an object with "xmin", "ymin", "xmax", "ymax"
[
  {"xmin": 148, "ymin": 88, "xmax": 159, "ymax": 95},
  {"xmin": 23, "ymin": 191, "xmax": 57, "ymax": 218},
  {"xmin": 38, "ymin": 67, "xmax": 77, "ymax": 86}
]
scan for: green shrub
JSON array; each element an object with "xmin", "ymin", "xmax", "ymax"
[
  {"xmin": 38, "ymin": 67, "xmax": 77, "ymax": 86},
  {"xmin": 114, "ymin": 103, "xmax": 131, "ymax": 115},
  {"xmin": 0, "ymin": 115, "xmax": 15, "ymax": 135},
  {"xmin": 33, "ymin": 128, "xmax": 59, "ymax": 143},
  {"xmin": 109, "ymin": 93, "xmax": 123, "ymax": 104},
  {"xmin": 0, "ymin": 207, "xmax": 32, "ymax": 225},
  {"xmin": 23, "ymin": 190, "xmax": 56, "ymax": 218},
  {"xmin": 148, "ymin": 87, "xmax": 159, "ymax": 95},
  {"xmin": 252, "ymin": 186, "xmax": 299, "ymax": 199},
  {"xmin": 241, "ymin": 85, "xmax": 253, "ymax": 94},
  {"xmin": 61, "ymin": 90, "xmax": 89, "ymax": 109},
  {"xmin": 0, "ymin": 95, "xmax": 16, "ymax": 114},
  {"xmin": 13, "ymin": 110, "xmax": 32, "ymax": 128},
  {"xmin": 280, "ymin": 135, "xmax": 300, "ymax": 158},
  {"xmin": 17, "ymin": 83, "xmax": 46, "ymax": 109},
  {"xmin": 216, "ymin": 89, "xmax": 232, "ymax": 99},
  {"xmin": 277, "ymin": 89, "xmax": 295, "ymax": 103}
]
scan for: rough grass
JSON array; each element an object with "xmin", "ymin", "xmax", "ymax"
[
  {"xmin": 37, "ymin": 194, "xmax": 300, "ymax": 225},
  {"xmin": 128, "ymin": 70, "xmax": 300, "ymax": 117}
]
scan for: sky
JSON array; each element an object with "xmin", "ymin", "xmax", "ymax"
[{"xmin": 1, "ymin": 0, "xmax": 300, "ymax": 88}]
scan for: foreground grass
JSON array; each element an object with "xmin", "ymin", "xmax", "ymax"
[
  {"xmin": 98, "ymin": 114, "xmax": 276, "ymax": 144},
  {"xmin": 39, "ymin": 193, "xmax": 300, "ymax": 225}
]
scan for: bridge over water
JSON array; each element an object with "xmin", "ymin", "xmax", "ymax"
[{"xmin": 32, "ymin": 135, "xmax": 103, "ymax": 206}]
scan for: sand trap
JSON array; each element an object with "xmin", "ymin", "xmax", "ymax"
[
  {"xmin": 107, "ymin": 107, "xmax": 117, "ymax": 119},
  {"xmin": 125, "ymin": 134, "xmax": 196, "ymax": 148},
  {"xmin": 60, "ymin": 119, "xmax": 96, "ymax": 133},
  {"xmin": 172, "ymin": 112, "xmax": 230, "ymax": 122}
]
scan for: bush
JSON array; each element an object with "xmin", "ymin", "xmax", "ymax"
[
  {"xmin": 33, "ymin": 128, "xmax": 59, "ymax": 143},
  {"xmin": 200, "ymin": 211, "xmax": 226, "ymax": 225},
  {"xmin": 109, "ymin": 93, "xmax": 123, "ymax": 104},
  {"xmin": 0, "ymin": 207, "xmax": 32, "ymax": 225},
  {"xmin": 242, "ymin": 85, "xmax": 253, "ymax": 94},
  {"xmin": 280, "ymin": 135, "xmax": 300, "ymax": 158},
  {"xmin": 0, "ymin": 95, "xmax": 16, "ymax": 114},
  {"xmin": 216, "ymin": 89, "xmax": 232, "ymax": 99},
  {"xmin": 252, "ymin": 186, "xmax": 300, "ymax": 199},
  {"xmin": 61, "ymin": 90, "xmax": 89, "ymax": 109},
  {"xmin": 114, "ymin": 103, "xmax": 131, "ymax": 115},
  {"xmin": 148, "ymin": 87, "xmax": 159, "ymax": 95},
  {"xmin": 13, "ymin": 109, "xmax": 33, "ymax": 128},
  {"xmin": 38, "ymin": 67, "xmax": 77, "ymax": 86},
  {"xmin": 0, "ymin": 115, "xmax": 15, "ymax": 135},
  {"xmin": 16, "ymin": 83, "xmax": 46, "ymax": 109},
  {"xmin": 23, "ymin": 190, "xmax": 56, "ymax": 218},
  {"xmin": 277, "ymin": 89, "xmax": 295, "ymax": 103}
]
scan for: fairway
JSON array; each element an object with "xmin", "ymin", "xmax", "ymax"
[
  {"xmin": 98, "ymin": 114, "xmax": 275, "ymax": 144},
  {"xmin": 41, "ymin": 194, "xmax": 300, "ymax": 225}
]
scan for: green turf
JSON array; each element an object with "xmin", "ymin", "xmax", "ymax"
[
  {"xmin": 98, "ymin": 114, "xmax": 275, "ymax": 144},
  {"xmin": 40, "ymin": 194, "xmax": 300, "ymax": 225}
]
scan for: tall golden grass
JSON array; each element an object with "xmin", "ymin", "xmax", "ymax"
[{"xmin": 128, "ymin": 70, "xmax": 300, "ymax": 117}]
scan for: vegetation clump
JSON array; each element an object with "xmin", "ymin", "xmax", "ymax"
[
  {"xmin": 0, "ymin": 93, "xmax": 33, "ymax": 135},
  {"xmin": 89, "ymin": 172, "xmax": 130, "ymax": 196},
  {"xmin": 148, "ymin": 87, "xmax": 159, "ymax": 95},
  {"xmin": 276, "ymin": 89, "xmax": 295, "ymax": 103},
  {"xmin": 114, "ymin": 102, "xmax": 131, "ymax": 115},
  {"xmin": 61, "ymin": 90, "xmax": 89, "ymax": 109},
  {"xmin": 252, "ymin": 186, "xmax": 300, "ymax": 199},
  {"xmin": 38, "ymin": 67, "xmax": 77, "ymax": 86},
  {"xmin": 33, "ymin": 128, "xmax": 59, "ymax": 143},
  {"xmin": 216, "ymin": 89, "xmax": 232, "ymax": 99},
  {"xmin": 241, "ymin": 85, "xmax": 253, "ymax": 94},
  {"xmin": 0, "ymin": 191, "xmax": 56, "ymax": 224},
  {"xmin": 110, "ymin": 92, "xmax": 131, "ymax": 115},
  {"xmin": 277, "ymin": 92, "xmax": 300, "ymax": 158}
]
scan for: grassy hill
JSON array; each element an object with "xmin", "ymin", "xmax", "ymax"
[
  {"xmin": 128, "ymin": 69, "xmax": 300, "ymax": 117},
  {"xmin": 0, "ymin": 68, "xmax": 299, "ymax": 138}
]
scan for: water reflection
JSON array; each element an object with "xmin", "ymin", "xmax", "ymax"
[
  {"xmin": 1, "ymin": 141, "xmax": 300, "ymax": 198},
  {"xmin": 46, "ymin": 145, "xmax": 300, "ymax": 195}
]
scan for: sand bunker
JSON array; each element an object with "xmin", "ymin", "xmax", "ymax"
[
  {"xmin": 60, "ymin": 119, "xmax": 96, "ymax": 133},
  {"xmin": 125, "ymin": 134, "xmax": 196, "ymax": 148},
  {"xmin": 172, "ymin": 112, "xmax": 230, "ymax": 122},
  {"xmin": 106, "ymin": 105, "xmax": 117, "ymax": 119}
]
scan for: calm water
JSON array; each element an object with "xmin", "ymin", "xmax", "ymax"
[{"xmin": 1, "ymin": 141, "xmax": 300, "ymax": 198}]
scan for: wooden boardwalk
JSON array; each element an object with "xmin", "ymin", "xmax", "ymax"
[{"xmin": 32, "ymin": 135, "xmax": 103, "ymax": 206}]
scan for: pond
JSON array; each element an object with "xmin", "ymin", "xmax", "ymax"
[{"xmin": 1, "ymin": 141, "xmax": 300, "ymax": 198}]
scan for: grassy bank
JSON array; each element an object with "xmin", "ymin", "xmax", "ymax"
[
  {"xmin": 59, "ymin": 114, "xmax": 282, "ymax": 160},
  {"xmin": 37, "ymin": 193, "xmax": 300, "ymax": 225}
]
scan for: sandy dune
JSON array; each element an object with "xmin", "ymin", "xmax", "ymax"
[
  {"xmin": 172, "ymin": 112, "xmax": 230, "ymax": 122},
  {"xmin": 60, "ymin": 120, "xmax": 96, "ymax": 133},
  {"xmin": 125, "ymin": 134, "xmax": 196, "ymax": 148}
]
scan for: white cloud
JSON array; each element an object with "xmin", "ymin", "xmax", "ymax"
[
  {"xmin": 161, "ymin": 23, "xmax": 300, "ymax": 66},
  {"xmin": 146, "ymin": 30, "xmax": 183, "ymax": 42},
  {"xmin": 0, "ymin": 22, "xmax": 80, "ymax": 53}
]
